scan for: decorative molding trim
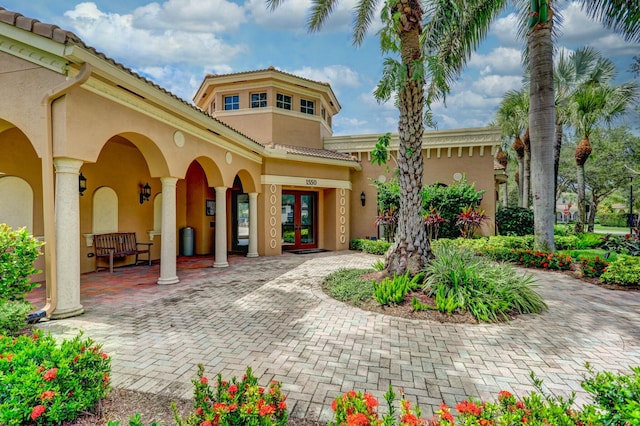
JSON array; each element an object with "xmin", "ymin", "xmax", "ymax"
[
  {"xmin": 0, "ymin": 30, "xmax": 67, "ymax": 74},
  {"xmin": 261, "ymin": 175, "xmax": 351, "ymax": 190}
]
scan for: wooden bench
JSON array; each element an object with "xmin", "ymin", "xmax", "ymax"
[{"xmin": 93, "ymin": 232, "xmax": 153, "ymax": 273}]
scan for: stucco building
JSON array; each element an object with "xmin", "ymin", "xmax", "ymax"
[{"xmin": 0, "ymin": 6, "xmax": 502, "ymax": 319}]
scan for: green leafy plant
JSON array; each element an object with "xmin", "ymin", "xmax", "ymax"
[
  {"xmin": 483, "ymin": 248, "xmax": 574, "ymax": 271},
  {"xmin": 173, "ymin": 364, "xmax": 287, "ymax": 426},
  {"xmin": 0, "ymin": 224, "xmax": 43, "ymax": 302},
  {"xmin": 0, "ymin": 332, "xmax": 111, "ymax": 425},
  {"xmin": 107, "ymin": 413, "xmax": 163, "ymax": 426},
  {"xmin": 0, "ymin": 299, "xmax": 33, "ymax": 335},
  {"xmin": 599, "ymin": 233, "xmax": 640, "ymax": 256},
  {"xmin": 373, "ymin": 272, "xmax": 423, "ymax": 306},
  {"xmin": 372, "ymin": 259, "xmax": 385, "ymax": 271},
  {"xmin": 322, "ymin": 268, "xmax": 375, "ymax": 306},
  {"xmin": 601, "ymin": 255, "xmax": 640, "ymax": 286},
  {"xmin": 361, "ymin": 239, "xmax": 392, "ymax": 255},
  {"xmin": 496, "ymin": 206, "xmax": 534, "ymax": 236},
  {"xmin": 579, "ymin": 256, "xmax": 610, "ymax": 278},
  {"xmin": 455, "ymin": 206, "xmax": 488, "ymax": 238},
  {"xmin": 411, "ymin": 296, "xmax": 436, "ymax": 311},
  {"xmin": 581, "ymin": 364, "xmax": 640, "ymax": 425},
  {"xmin": 424, "ymin": 242, "xmax": 547, "ymax": 322}
]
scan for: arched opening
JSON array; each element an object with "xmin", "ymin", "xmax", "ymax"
[{"xmin": 0, "ymin": 176, "xmax": 33, "ymax": 231}]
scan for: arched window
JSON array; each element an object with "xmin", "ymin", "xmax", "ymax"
[{"xmin": 92, "ymin": 187, "xmax": 118, "ymax": 234}]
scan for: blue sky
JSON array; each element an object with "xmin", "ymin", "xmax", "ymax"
[{"xmin": 2, "ymin": 0, "xmax": 638, "ymax": 136}]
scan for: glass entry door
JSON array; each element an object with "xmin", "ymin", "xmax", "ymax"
[
  {"xmin": 232, "ymin": 193, "xmax": 249, "ymax": 253},
  {"xmin": 282, "ymin": 191, "xmax": 317, "ymax": 250}
]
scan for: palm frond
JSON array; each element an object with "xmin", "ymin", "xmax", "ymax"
[
  {"xmin": 581, "ymin": 0, "xmax": 640, "ymax": 42},
  {"xmin": 352, "ymin": 0, "xmax": 379, "ymax": 45},
  {"xmin": 307, "ymin": 0, "xmax": 340, "ymax": 32}
]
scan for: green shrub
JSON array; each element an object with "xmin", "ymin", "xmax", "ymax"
[
  {"xmin": 0, "ymin": 224, "xmax": 43, "ymax": 302},
  {"xmin": 0, "ymin": 332, "xmax": 111, "ymax": 425},
  {"xmin": 554, "ymin": 223, "xmax": 575, "ymax": 236},
  {"xmin": 576, "ymin": 233, "xmax": 603, "ymax": 249},
  {"xmin": 486, "ymin": 235, "xmax": 534, "ymax": 250},
  {"xmin": 482, "ymin": 248, "xmax": 573, "ymax": 271},
  {"xmin": 599, "ymin": 233, "xmax": 640, "ymax": 256},
  {"xmin": 423, "ymin": 242, "xmax": 547, "ymax": 322},
  {"xmin": 554, "ymin": 235, "xmax": 580, "ymax": 250},
  {"xmin": 373, "ymin": 272, "xmax": 423, "ymax": 306},
  {"xmin": 372, "ymin": 259, "xmax": 385, "ymax": 271},
  {"xmin": 601, "ymin": 255, "xmax": 640, "ymax": 286},
  {"xmin": 350, "ymin": 239, "xmax": 364, "ymax": 251},
  {"xmin": 422, "ymin": 179, "xmax": 484, "ymax": 239},
  {"xmin": 598, "ymin": 212, "xmax": 630, "ymax": 227},
  {"xmin": 0, "ymin": 300, "xmax": 33, "ymax": 335},
  {"xmin": 495, "ymin": 206, "xmax": 534, "ymax": 236},
  {"xmin": 173, "ymin": 365, "xmax": 288, "ymax": 426},
  {"xmin": 579, "ymin": 256, "xmax": 610, "ymax": 278},
  {"xmin": 361, "ymin": 239, "xmax": 391, "ymax": 255},
  {"xmin": 581, "ymin": 364, "xmax": 640, "ymax": 425},
  {"xmin": 322, "ymin": 268, "xmax": 374, "ymax": 306}
]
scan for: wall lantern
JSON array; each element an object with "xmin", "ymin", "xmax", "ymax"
[
  {"xmin": 360, "ymin": 191, "xmax": 366, "ymax": 207},
  {"xmin": 140, "ymin": 182, "xmax": 151, "ymax": 204},
  {"xmin": 78, "ymin": 172, "xmax": 87, "ymax": 196}
]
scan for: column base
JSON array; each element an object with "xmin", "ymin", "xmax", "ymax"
[
  {"xmin": 51, "ymin": 305, "xmax": 84, "ymax": 319},
  {"xmin": 214, "ymin": 261, "xmax": 229, "ymax": 268},
  {"xmin": 157, "ymin": 276, "xmax": 180, "ymax": 285},
  {"xmin": 246, "ymin": 253, "xmax": 259, "ymax": 258}
]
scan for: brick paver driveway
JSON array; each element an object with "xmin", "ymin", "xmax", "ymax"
[{"xmin": 36, "ymin": 251, "xmax": 640, "ymax": 421}]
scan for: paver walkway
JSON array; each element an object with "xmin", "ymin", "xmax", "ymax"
[{"xmin": 34, "ymin": 251, "xmax": 640, "ymax": 421}]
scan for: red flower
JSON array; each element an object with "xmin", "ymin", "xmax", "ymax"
[
  {"xmin": 259, "ymin": 404, "xmax": 275, "ymax": 417},
  {"xmin": 228, "ymin": 403, "xmax": 238, "ymax": 412},
  {"xmin": 346, "ymin": 412, "xmax": 369, "ymax": 426},
  {"xmin": 498, "ymin": 390, "xmax": 512, "ymax": 401},
  {"xmin": 543, "ymin": 263, "xmax": 549, "ymax": 268},
  {"xmin": 278, "ymin": 401, "xmax": 287, "ymax": 411},
  {"xmin": 43, "ymin": 368, "xmax": 58, "ymax": 381},
  {"xmin": 31, "ymin": 405, "xmax": 46, "ymax": 421},
  {"xmin": 6, "ymin": 354, "xmax": 12, "ymax": 362},
  {"xmin": 363, "ymin": 392, "xmax": 378, "ymax": 411},
  {"xmin": 200, "ymin": 377, "xmax": 208, "ymax": 385},
  {"xmin": 228, "ymin": 384, "xmax": 238, "ymax": 394},
  {"xmin": 516, "ymin": 401, "xmax": 526, "ymax": 410},
  {"xmin": 73, "ymin": 355, "xmax": 79, "ymax": 363},
  {"xmin": 200, "ymin": 421, "xmax": 213, "ymax": 426},
  {"xmin": 258, "ymin": 387, "xmax": 265, "ymax": 394},
  {"xmin": 101, "ymin": 352, "xmax": 108, "ymax": 360},
  {"xmin": 456, "ymin": 400, "xmax": 482, "ymax": 416},
  {"xmin": 213, "ymin": 403, "xmax": 228, "ymax": 412},
  {"xmin": 196, "ymin": 407, "xmax": 204, "ymax": 416},
  {"xmin": 40, "ymin": 390, "xmax": 55, "ymax": 400}
]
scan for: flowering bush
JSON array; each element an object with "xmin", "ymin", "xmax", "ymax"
[
  {"xmin": 174, "ymin": 364, "xmax": 288, "ymax": 426},
  {"xmin": 0, "ymin": 331, "xmax": 111, "ymax": 425},
  {"xmin": 483, "ymin": 248, "xmax": 574, "ymax": 271},
  {"xmin": 579, "ymin": 256, "xmax": 609, "ymax": 278}
]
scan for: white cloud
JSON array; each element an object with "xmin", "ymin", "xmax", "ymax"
[
  {"xmin": 469, "ymin": 47, "xmax": 523, "ymax": 76},
  {"xmin": 63, "ymin": 2, "xmax": 247, "ymax": 68},
  {"xmin": 472, "ymin": 75, "xmax": 523, "ymax": 97},
  {"xmin": 559, "ymin": 1, "xmax": 640, "ymax": 56},
  {"xmin": 290, "ymin": 65, "xmax": 361, "ymax": 90},
  {"xmin": 490, "ymin": 13, "xmax": 521, "ymax": 48},
  {"xmin": 132, "ymin": 0, "xmax": 246, "ymax": 33}
]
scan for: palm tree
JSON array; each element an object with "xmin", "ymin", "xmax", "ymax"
[
  {"xmin": 268, "ymin": 0, "xmax": 640, "ymax": 262},
  {"xmin": 553, "ymin": 47, "xmax": 616, "ymax": 201},
  {"xmin": 494, "ymin": 88, "xmax": 529, "ymax": 207},
  {"xmin": 569, "ymin": 82, "xmax": 638, "ymax": 232}
]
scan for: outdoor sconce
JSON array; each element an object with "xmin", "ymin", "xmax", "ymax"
[
  {"xmin": 139, "ymin": 182, "xmax": 151, "ymax": 204},
  {"xmin": 78, "ymin": 172, "xmax": 87, "ymax": 196},
  {"xmin": 360, "ymin": 191, "xmax": 366, "ymax": 207}
]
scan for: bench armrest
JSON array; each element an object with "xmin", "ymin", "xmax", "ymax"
[{"xmin": 136, "ymin": 242, "xmax": 153, "ymax": 248}]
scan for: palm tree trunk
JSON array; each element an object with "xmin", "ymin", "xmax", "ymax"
[
  {"xmin": 553, "ymin": 121, "xmax": 563, "ymax": 205},
  {"xmin": 502, "ymin": 182, "xmax": 508, "ymax": 208},
  {"xmin": 523, "ymin": 149, "xmax": 530, "ymax": 208},
  {"xmin": 575, "ymin": 163, "xmax": 586, "ymax": 233},
  {"xmin": 385, "ymin": 17, "xmax": 428, "ymax": 275},
  {"xmin": 517, "ymin": 158, "xmax": 524, "ymax": 206},
  {"xmin": 528, "ymin": 19, "xmax": 556, "ymax": 251},
  {"xmin": 588, "ymin": 200, "xmax": 597, "ymax": 232}
]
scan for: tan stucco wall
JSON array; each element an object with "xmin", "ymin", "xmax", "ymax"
[
  {"xmin": 263, "ymin": 159, "xmax": 350, "ymax": 182},
  {"xmin": 350, "ymin": 146, "xmax": 497, "ymax": 240}
]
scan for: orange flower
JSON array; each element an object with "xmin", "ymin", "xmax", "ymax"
[
  {"xmin": 278, "ymin": 401, "xmax": 287, "ymax": 411},
  {"xmin": 363, "ymin": 392, "xmax": 378, "ymax": 410},
  {"xmin": 228, "ymin": 384, "xmax": 238, "ymax": 394},
  {"xmin": 258, "ymin": 404, "xmax": 275, "ymax": 417},
  {"xmin": 40, "ymin": 391, "xmax": 55, "ymax": 400},
  {"xmin": 346, "ymin": 412, "xmax": 369, "ymax": 426},
  {"xmin": 43, "ymin": 368, "xmax": 58, "ymax": 381},
  {"xmin": 31, "ymin": 405, "xmax": 46, "ymax": 421},
  {"xmin": 200, "ymin": 377, "xmax": 208, "ymax": 385}
]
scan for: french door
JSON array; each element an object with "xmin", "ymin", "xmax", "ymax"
[{"xmin": 282, "ymin": 191, "xmax": 317, "ymax": 250}]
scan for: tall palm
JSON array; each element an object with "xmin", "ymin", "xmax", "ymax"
[
  {"xmin": 267, "ymin": 0, "xmax": 506, "ymax": 274},
  {"xmin": 553, "ymin": 47, "xmax": 616, "ymax": 201},
  {"xmin": 494, "ymin": 88, "xmax": 529, "ymax": 207},
  {"xmin": 569, "ymin": 82, "xmax": 638, "ymax": 232}
]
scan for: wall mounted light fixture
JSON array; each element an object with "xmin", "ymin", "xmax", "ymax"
[
  {"xmin": 78, "ymin": 172, "xmax": 87, "ymax": 196},
  {"xmin": 360, "ymin": 191, "xmax": 366, "ymax": 207},
  {"xmin": 140, "ymin": 182, "xmax": 151, "ymax": 204}
]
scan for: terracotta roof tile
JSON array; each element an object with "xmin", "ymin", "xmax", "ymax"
[
  {"xmin": 0, "ymin": 7, "xmax": 264, "ymax": 150},
  {"xmin": 267, "ymin": 143, "xmax": 358, "ymax": 163},
  {"xmin": 205, "ymin": 66, "xmax": 332, "ymax": 88}
]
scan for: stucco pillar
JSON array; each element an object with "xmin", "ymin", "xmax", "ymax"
[
  {"xmin": 247, "ymin": 192, "xmax": 259, "ymax": 258},
  {"xmin": 214, "ymin": 186, "xmax": 229, "ymax": 267},
  {"xmin": 52, "ymin": 158, "xmax": 84, "ymax": 319},
  {"xmin": 157, "ymin": 177, "xmax": 179, "ymax": 285}
]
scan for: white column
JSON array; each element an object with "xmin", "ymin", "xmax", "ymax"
[
  {"xmin": 247, "ymin": 192, "xmax": 259, "ymax": 258},
  {"xmin": 52, "ymin": 158, "xmax": 84, "ymax": 319},
  {"xmin": 157, "ymin": 177, "xmax": 179, "ymax": 285},
  {"xmin": 214, "ymin": 186, "xmax": 228, "ymax": 267}
]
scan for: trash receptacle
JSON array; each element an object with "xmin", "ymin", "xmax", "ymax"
[{"xmin": 180, "ymin": 227, "xmax": 194, "ymax": 256}]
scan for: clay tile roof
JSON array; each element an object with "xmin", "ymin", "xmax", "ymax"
[
  {"xmin": 0, "ymin": 7, "xmax": 264, "ymax": 150},
  {"xmin": 205, "ymin": 67, "xmax": 331, "ymax": 88},
  {"xmin": 267, "ymin": 143, "xmax": 358, "ymax": 163}
]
